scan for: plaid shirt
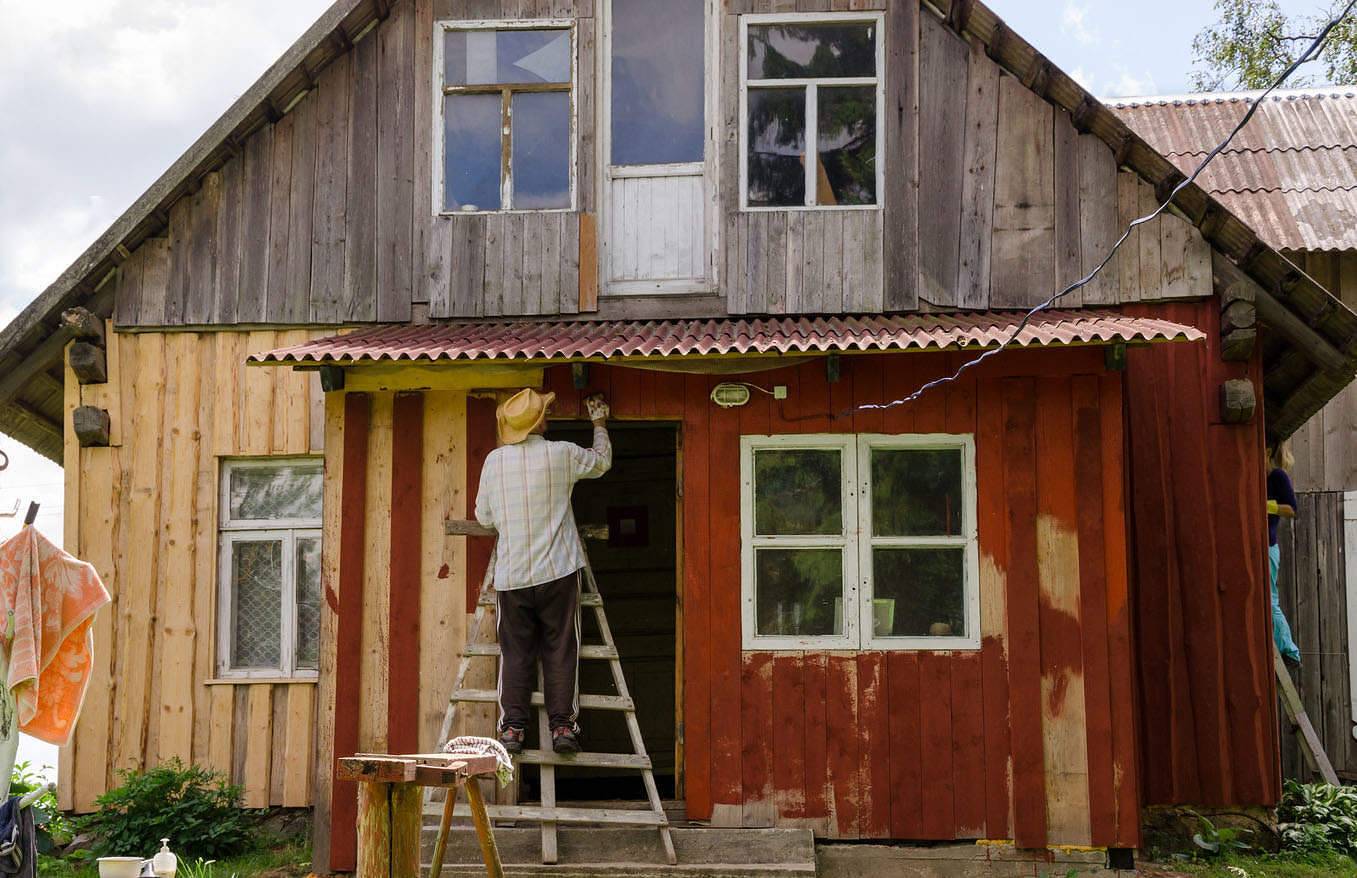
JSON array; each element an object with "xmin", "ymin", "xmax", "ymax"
[{"xmin": 474, "ymin": 428, "xmax": 612, "ymax": 590}]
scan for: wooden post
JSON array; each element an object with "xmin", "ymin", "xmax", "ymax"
[
  {"xmin": 390, "ymin": 783, "xmax": 422, "ymax": 878},
  {"xmin": 355, "ymin": 782, "xmax": 392, "ymax": 878},
  {"xmin": 465, "ymin": 777, "xmax": 506, "ymax": 878}
]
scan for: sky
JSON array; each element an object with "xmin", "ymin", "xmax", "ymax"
[{"xmin": 0, "ymin": 0, "xmax": 1346, "ymax": 780}]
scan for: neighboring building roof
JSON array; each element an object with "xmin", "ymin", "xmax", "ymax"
[
  {"xmin": 249, "ymin": 312, "xmax": 1204, "ymax": 365},
  {"xmin": 2, "ymin": 0, "xmax": 1356, "ymax": 460},
  {"xmin": 1112, "ymin": 88, "xmax": 1357, "ymax": 252}
]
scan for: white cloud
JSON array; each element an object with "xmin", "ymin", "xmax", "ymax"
[
  {"xmin": 1107, "ymin": 69, "xmax": 1158, "ymax": 99},
  {"xmin": 1061, "ymin": 1, "xmax": 1099, "ymax": 46}
]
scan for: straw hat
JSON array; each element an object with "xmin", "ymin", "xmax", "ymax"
[{"xmin": 497, "ymin": 388, "xmax": 556, "ymax": 445}]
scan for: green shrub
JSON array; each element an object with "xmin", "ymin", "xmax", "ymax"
[
  {"xmin": 10, "ymin": 761, "xmax": 71, "ymax": 853},
  {"xmin": 75, "ymin": 760, "xmax": 258, "ymax": 861},
  {"xmin": 1279, "ymin": 781, "xmax": 1357, "ymax": 857}
]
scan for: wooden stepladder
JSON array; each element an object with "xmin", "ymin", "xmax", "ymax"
[{"xmin": 430, "ymin": 520, "xmax": 677, "ymax": 869}]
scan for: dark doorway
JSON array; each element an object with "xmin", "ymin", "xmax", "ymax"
[{"xmin": 529, "ymin": 421, "xmax": 679, "ymax": 802}]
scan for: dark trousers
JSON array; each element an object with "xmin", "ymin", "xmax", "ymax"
[{"xmin": 496, "ymin": 571, "xmax": 581, "ymax": 731}]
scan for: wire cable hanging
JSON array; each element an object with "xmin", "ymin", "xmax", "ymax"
[{"xmin": 857, "ymin": 0, "xmax": 1357, "ymax": 414}]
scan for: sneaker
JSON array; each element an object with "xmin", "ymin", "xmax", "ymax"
[
  {"xmin": 499, "ymin": 726, "xmax": 525, "ymax": 755},
  {"xmin": 551, "ymin": 724, "xmax": 582, "ymax": 754}
]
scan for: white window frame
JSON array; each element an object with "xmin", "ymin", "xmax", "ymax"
[
  {"xmin": 216, "ymin": 458, "xmax": 323, "ymax": 680},
  {"xmin": 740, "ymin": 433, "xmax": 979, "ymax": 651},
  {"xmin": 433, "ymin": 19, "xmax": 578, "ymax": 216},
  {"xmin": 738, "ymin": 12, "xmax": 886, "ymax": 212}
]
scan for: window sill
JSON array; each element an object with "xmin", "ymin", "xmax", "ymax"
[
  {"xmin": 205, "ymin": 676, "xmax": 319, "ymax": 686},
  {"xmin": 740, "ymin": 204, "xmax": 883, "ymax": 213}
]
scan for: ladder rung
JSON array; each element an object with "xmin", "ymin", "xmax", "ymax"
[
  {"xmin": 462, "ymin": 643, "xmax": 619, "ymax": 660},
  {"xmin": 437, "ymin": 803, "xmax": 666, "ymax": 826},
  {"xmin": 514, "ymin": 750, "xmax": 651, "ymax": 769},
  {"xmin": 479, "ymin": 592, "xmax": 603, "ymax": 608},
  {"xmin": 451, "ymin": 689, "xmax": 634, "ymax": 711}
]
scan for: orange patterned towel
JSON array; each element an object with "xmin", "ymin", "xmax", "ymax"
[{"xmin": 0, "ymin": 527, "xmax": 110, "ymax": 745}]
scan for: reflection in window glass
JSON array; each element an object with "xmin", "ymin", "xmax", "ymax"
[
  {"xmin": 755, "ymin": 548, "xmax": 844, "ymax": 636},
  {"xmin": 229, "ymin": 465, "xmax": 323, "ymax": 522},
  {"xmin": 871, "ymin": 548, "xmax": 966, "ymax": 638},
  {"xmin": 295, "ymin": 538, "xmax": 322, "ymax": 670},
  {"xmin": 232, "ymin": 541, "xmax": 283, "ymax": 668},
  {"xmin": 872, "ymin": 448, "xmax": 963, "ymax": 536},
  {"xmin": 444, "ymin": 94, "xmax": 503, "ymax": 211},
  {"xmin": 747, "ymin": 87, "xmax": 806, "ymax": 208},
  {"xmin": 445, "ymin": 29, "xmax": 571, "ymax": 85},
  {"xmin": 753, "ymin": 448, "xmax": 841, "ymax": 535},
  {"xmin": 817, "ymin": 86, "xmax": 876, "ymax": 206},
  {"xmin": 610, "ymin": 0, "xmax": 705, "ymax": 165},
  {"xmin": 747, "ymin": 22, "xmax": 876, "ymax": 80},
  {"xmin": 512, "ymin": 92, "xmax": 572, "ymax": 209}
]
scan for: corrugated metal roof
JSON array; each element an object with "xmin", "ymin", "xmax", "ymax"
[
  {"xmin": 249, "ymin": 311, "xmax": 1204, "ymax": 365},
  {"xmin": 1111, "ymin": 89, "xmax": 1357, "ymax": 251}
]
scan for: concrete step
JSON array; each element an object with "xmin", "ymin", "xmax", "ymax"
[{"xmin": 422, "ymin": 827, "xmax": 817, "ymax": 877}]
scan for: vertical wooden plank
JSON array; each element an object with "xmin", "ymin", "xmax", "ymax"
[
  {"xmin": 420, "ymin": 391, "xmax": 467, "ymax": 751},
  {"xmin": 270, "ymin": 685, "xmax": 289, "ymax": 806},
  {"xmin": 882, "ymin": 0, "xmax": 918, "ymax": 311},
  {"xmin": 212, "ymin": 333, "xmax": 243, "ymax": 456},
  {"xmin": 312, "ymin": 390, "xmax": 345, "ymax": 869},
  {"xmin": 242, "ymin": 684, "xmax": 273, "ymax": 808},
  {"xmin": 345, "ymin": 34, "xmax": 380, "ymax": 323},
  {"xmin": 560, "ymin": 214, "xmax": 581, "ymax": 315},
  {"xmin": 682, "ymin": 374, "xmax": 713, "ymax": 819},
  {"xmin": 284, "ymin": 93, "xmax": 318, "ymax": 323},
  {"xmin": 241, "ymin": 331, "xmax": 277, "ymax": 455},
  {"xmin": 857, "ymin": 652, "xmax": 891, "ymax": 839},
  {"xmin": 707, "ymin": 399, "xmax": 743, "ymax": 820},
  {"xmin": 784, "ymin": 212, "xmax": 805, "ymax": 314},
  {"xmin": 1114, "ymin": 171, "xmax": 1141, "ymax": 303},
  {"xmin": 311, "ymin": 54, "xmax": 353, "ymax": 323},
  {"xmin": 1158, "ymin": 212, "xmax": 1191, "ymax": 301},
  {"xmin": 207, "ymin": 687, "xmax": 235, "ymax": 776},
  {"xmin": 210, "ymin": 156, "xmax": 243, "ymax": 325},
  {"xmin": 361, "ymin": 394, "xmax": 395, "ymax": 754},
  {"xmin": 539, "ymin": 214, "xmax": 563, "ymax": 316},
  {"xmin": 1077, "ymin": 135, "xmax": 1120, "ymax": 305},
  {"xmin": 137, "ymin": 238, "xmax": 171, "ymax": 327},
  {"xmin": 860, "ymin": 210, "xmax": 884, "ymax": 313},
  {"xmin": 746, "ymin": 213, "xmax": 769, "ymax": 314},
  {"xmin": 388, "ymin": 393, "xmax": 424, "ymax": 754},
  {"xmin": 282, "ymin": 685, "xmax": 316, "ymax": 807},
  {"xmin": 164, "ymin": 195, "xmax": 194, "ymax": 326},
  {"xmin": 826, "ymin": 654, "xmax": 860, "ymax": 837},
  {"xmin": 740, "ymin": 653, "xmax": 775, "ymax": 826},
  {"xmin": 578, "ymin": 15, "xmax": 597, "ymax": 214},
  {"xmin": 917, "ymin": 14, "xmax": 968, "ymax": 309},
  {"xmin": 376, "ymin": 2, "xmax": 416, "ymax": 321},
  {"xmin": 990, "ymin": 75, "xmax": 1055, "ymax": 309},
  {"xmin": 522, "ymin": 213, "xmax": 546, "ymax": 315},
  {"xmin": 767, "ymin": 213, "xmax": 788, "ymax": 314},
  {"xmin": 330, "ymin": 391, "xmax": 371, "ymax": 873},
  {"xmin": 918, "ymin": 652, "xmax": 955, "ymax": 838},
  {"xmin": 185, "ymin": 172, "xmax": 222, "ymax": 324},
  {"xmin": 882, "ymin": 651, "xmax": 920, "ymax": 838},
  {"xmin": 821, "ymin": 213, "xmax": 844, "ymax": 313},
  {"xmin": 950, "ymin": 653, "xmax": 987, "ymax": 837},
  {"xmin": 58, "ymin": 365, "xmax": 77, "ymax": 808},
  {"xmin": 190, "ymin": 334, "xmax": 219, "ymax": 772},
  {"xmin": 114, "ymin": 244, "xmax": 145, "ymax": 327},
  {"xmin": 769, "ymin": 656, "xmax": 807, "ymax": 818},
  {"xmin": 265, "ymin": 111, "xmax": 297, "ymax": 323},
  {"xmin": 1137, "ymin": 181, "xmax": 1163, "ymax": 300},
  {"xmin": 412, "ymin": 0, "xmax": 436, "ymax": 306},
  {"xmin": 73, "ymin": 443, "xmax": 119, "ymax": 810},
  {"xmin": 1053, "ymin": 110, "xmax": 1083, "ymax": 307},
  {"xmin": 957, "ymin": 39, "xmax": 999, "ymax": 309}
]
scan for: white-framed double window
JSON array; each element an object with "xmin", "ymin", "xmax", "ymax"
[
  {"xmin": 739, "ymin": 12, "xmax": 885, "ymax": 210},
  {"xmin": 435, "ymin": 20, "xmax": 577, "ymax": 214},
  {"xmin": 217, "ymin": 459, "xmax": 323, "ymax": 679},
  {"xmin": 740, "ymin": 434, "xmax": 979, "ymax": 651}
]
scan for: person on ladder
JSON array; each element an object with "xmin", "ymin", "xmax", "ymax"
[{"xmin": 475, "ymin": 388, "xmax": 612, "ymax": 756}]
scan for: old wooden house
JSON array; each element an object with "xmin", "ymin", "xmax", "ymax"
[
  {"xmin": 1117, "ymin": 88, "xmax": 1357, "ymax": 784},
  {"xmin": 3, "ymin": 0, "xmax": 1357, "ymax": 872}
]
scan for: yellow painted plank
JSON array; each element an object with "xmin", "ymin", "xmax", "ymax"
[
  {"xmin": 282, "ymin": 685, "xmax": 315, "ymax": 807},
  {"xmin": 242, "ymin": 684, "xmax": 273, "ymax": 808},
  {"xmin": 337, "ymin": 363, "xmax": 544, "ymax": 392},
  {"xmin": 359, "ymin": 394, "xmax": 393, "ymax": 754}
]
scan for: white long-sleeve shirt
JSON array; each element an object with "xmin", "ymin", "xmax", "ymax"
[{"xmin": 474, "ymin": 428, "xmax": 612, "ymax": 590}]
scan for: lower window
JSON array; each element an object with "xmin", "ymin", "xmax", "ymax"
[
  {"xmin": 217, "ymin": 459, "xmax": 323, "ymax": 678},
  {"xmin": 740, "ymin": 434, "xmax": 979, "ymax": 650}
]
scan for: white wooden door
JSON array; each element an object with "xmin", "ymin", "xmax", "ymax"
[{"xmin": 601, "ymin": 0, "xmax": 716, "ymax": 294}]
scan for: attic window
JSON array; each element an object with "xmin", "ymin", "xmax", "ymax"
[
  {"xmin": 437, "ymin": 22, "xmax": 576, "ymax": 213},
  {"xmin": 740, "ymin": 14, "xmax": 884, "ymax": 210}
]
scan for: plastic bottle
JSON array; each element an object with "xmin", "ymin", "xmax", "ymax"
[{"xmin": 152, "ymin": 839, "xmax": 177, "ymax": 877}]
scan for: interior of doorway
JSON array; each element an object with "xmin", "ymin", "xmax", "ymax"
[{"xmin": 522, "ymin": 420, "xmax": 679, "ymax": 802}]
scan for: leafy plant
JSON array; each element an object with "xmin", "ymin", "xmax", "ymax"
[
  {"xmin": 75, "ymin": 760, "xmax": 258, "ymax": 862},
  {"xmin": 9, "ymin": 760, "xmax": 71, "ymax": 853},
  {"xmin": 1189, "ymin": 810, "xmax": 1255, "ymax": 856},
  {"xmin": 1278, "ymin": 780, "xmax": 1357, "ymax": 857}
]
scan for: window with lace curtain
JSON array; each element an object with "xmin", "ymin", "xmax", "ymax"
[{"xmin": 216, "ymin": 459, "xmax": 323, "ymax": 679}]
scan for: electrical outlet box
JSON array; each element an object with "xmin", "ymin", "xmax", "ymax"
[{"xmin": 773, "ymin": 385, "xmax": 788, "ymax": 400}]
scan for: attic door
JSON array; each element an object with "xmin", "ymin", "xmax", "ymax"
[{"xmin": 601, "ymin": 0, "xmax": 715, "ymax": 293}]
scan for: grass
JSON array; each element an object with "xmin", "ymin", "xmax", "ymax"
[
  {"xmin": 1142, "ymin": 851, "xmax": 1357, "ymax": 878},
  {"xmin": 37, "ymin": 840, "xmax": 312, "ymax": 878}
]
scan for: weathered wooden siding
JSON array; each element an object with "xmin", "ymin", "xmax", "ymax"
[
  {"xmin": 526, "ymin": 350, "xmax": 1139, "ymax": 847},
  {"xmin": 57, "ymin": 329, "xmax": 328, "ymax": 813},
  {"xmin": 314, "ymin": 387, "xmax": 469, "ymax": 872},
  {"xmin": 1124, "ymin": 298, "xmax": 1281, "ymax": 809}
]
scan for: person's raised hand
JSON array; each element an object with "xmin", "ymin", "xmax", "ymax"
[{"xmin": 585, "ymin": 394, "xmax": 610, "ymax": 425}]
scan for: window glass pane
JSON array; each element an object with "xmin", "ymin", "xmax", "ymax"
[
  {"xmin": 753, "ymin": 448, "xmax": 841, "ymax": 535},
  {"xmin": 231, "ymin": 540, "xmax": 283, "ymax": 669},
  {"xmin": 747, "ymin": 22, "xmax": 876, "ymax": 80},
  {"xmin": 755, "ymin": 548, "xmax": 844, "ymax": 636},
  {"xmin": 445, "ymin": 29, "xmax": 571, "ymax": 85},
  {"xmin": 229, "ymin": 464, "xmax": 322, "ymax": 522},
  {"xmin": 295, "ymin": 538, "xmax": 322, "ymax": 671},
  {"xmin": 871, "ymin": 548, "xmax": 966, "ymax": 638},
  {"xmin": 511, "ymin": 91, "xmax": 571, "ymax": 209},
  {"xmin": 872, "ymin": 448, "xmax": 963, "ymax": 536},
  {"xmin": 610, "ymin": 0, "xmax": 705, "ymax": 165},
  {"xmin": 817, "ymin": 86, "xmax": 876, "ymax": 206},
  {"xmin": 747, "ymin": 87, "xmax": 806, "ymax": 208},
  {"xmin": 445, "ymin": 93, "xmax": 503, "ymax": 211}
]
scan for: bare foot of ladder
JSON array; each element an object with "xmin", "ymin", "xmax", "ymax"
[{"xmin": 428, "ymin": 522, "xmax": 677, "ymax": 870}]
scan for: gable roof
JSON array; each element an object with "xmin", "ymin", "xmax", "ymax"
[
  {"xmin": 2, "ymin": 0, "xmax": 1356, "ymax": 462},
  {"xmin": 1112, "ymin": 88, "xmax": 1357, "ymax": 252}
]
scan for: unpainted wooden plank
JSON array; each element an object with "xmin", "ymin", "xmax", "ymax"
[
  {"xmin": 522, "ymin": 212, "xmax": 546, "ymax": 315},
  {"xmin": 412, "ymin": 0, "xmax": 436, "ymax": 306},
  {"xmin": 311, "ymin": 53, "xmax": 353, "ymax": 323},
  {"xmin": 1157, "ymin": 206, "xmax": 1191, "ymax": 300},
  {"xmin": 957, "ymin": 38, "xmax": 999, "ymax": 309},
  {"xmin": 766, "ymin": 213, "xmax": 788, "ymax": 313},
  {"xmin": 185, "ymin": 172, "xmax": 222, "ymax": 324},
  {"xmin": 578, "ymin": 16, "xmax": 597, "ymax": 214},
  {"xmin": 502, "ymin": 216, "xmax": 526, "ymax": 316},
  {"xmin": 861, "ymin": 210, "xmax": 884, "ymax": 312},
  {"xmin": 207, "ymin": 686, "xmax": 235, "ymax": 776},
  {"xmin": 214, "ymin": 155, "xmax": 245, "ymax": 324},
  {"xmin": 882, "ymin": 0, "xmax": 919, "ymax": 311},
  {"xmin": 483, "ymin": 214, "xmax": 506, "ymax": 316},
  {"xmin": 164, "ymin": 196, "xmax": 194, "ymax": 326},
  {"xmin": 283, "ymin": 685, "xmax": 317, "ymax": 807},
  {"xmin": 918, "ymin": 13, "xmax": 968, "ymax": 309},
  {"xmin": 784, "ymin": 212, "xmax": 805, "ymax": 313},
  {"xmin": 746, "ymin": 212, "xmax": 768, "ymax": 314},
  {"xmin": 1054, "ymin": 110, "xmax": 1083, "ymax": 307},
  {"xmin": 425, "ymin": 217, "xmax": 455, "ymax": 316},
  {"xmin": 1136, "ymin": 180, "xmax": 1163, "ymax": 300},
  {"xmin": 345, "ymin": 34, "xmax": 380, "ymax": 322},
  {"xmin": 240, "ymin": 330, "xmax": 277, "ymax": 455},
  {"xmin": 541, "ymin": 213, "xmax": 563, "ymax": 315},
  {"xmin": 822, "ymin": 212, "xmax": 845, "ymax": 313},
  {"xmin": 1115, "ymin": 171, "xmax": 1141, "ymax": 302},
  {"xmin": 284, "ymin": 92, "xmax": 318, "ymax": 323},
  {"xmin": 270, "ymin": 685, "xmax": 290, "ymax": 806},
  {"xmin": 801, "ymin": 213, "xmax": 825, "ymax": 314},
  {"xmin": 1076, "ymin": 134, "xmax": 1120, "ymax": 306},
  {"xmin": 114, "ymin": 245, "xmax": 145, "ymax": 327},
  {"xmin": 376, "ymin": 1, "xmax": 416, "ymax": 321},
  {"xmin": 265, "ymin": 111, "xmax": 298, "ymax": 323},
  {"xmin": 243, "ymin": 684, "xmax": 274, "ymax": 808},
  {"xmin": 189, "ymin": 333, "xmax": 218, "ymax": 771},
  {"xmin": 990, "ymin": 74, "xmax": 1055, "ymax": 309}
]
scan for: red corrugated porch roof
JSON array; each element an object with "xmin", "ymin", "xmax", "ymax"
[{"xmin": 249, "ymin": 311, "xmax": 1203, "ymax": 366}]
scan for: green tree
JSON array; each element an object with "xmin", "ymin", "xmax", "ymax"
[{"xmin": 1191, "ymin": 0, "xmax": 1357, "ymax": 91}]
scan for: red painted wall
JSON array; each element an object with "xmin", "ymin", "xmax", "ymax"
[
  {"xmin": 535, "ymin": 348, "xmax": 1140, "ymax": 847},
  {"xmin": 1124, "ymin": 299, "xmax": 1280, "ymax": 809}
]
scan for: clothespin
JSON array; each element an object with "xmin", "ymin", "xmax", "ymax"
[{"xmin": 21, "ymin": 504, "xmax": 37, "ymax": 527}]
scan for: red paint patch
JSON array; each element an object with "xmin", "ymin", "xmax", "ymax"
[
  {"xmin": 1046, "ymin": 670, "xmax": 1070, "ymax": 716},
  {"xmin": 437, "ymin": 563, "xmax": 450, "ymax": 579},
  {"xmin": 324, "ymin": 582, "xmax": 340, "ymax": 614}
]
